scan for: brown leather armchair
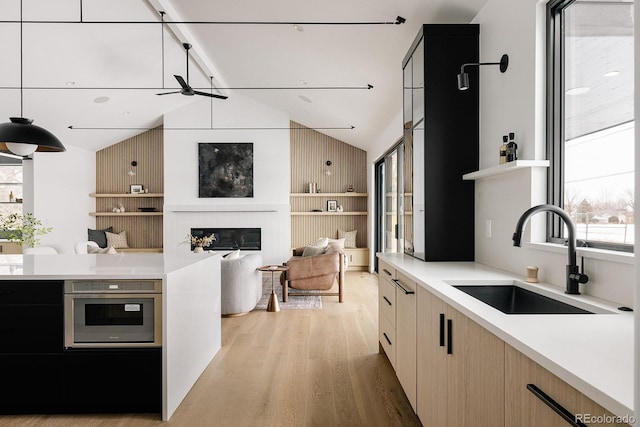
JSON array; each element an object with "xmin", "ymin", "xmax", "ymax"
[{"xmin": 281, "ymin": 247, "xmax": 345, "ymax": 303}]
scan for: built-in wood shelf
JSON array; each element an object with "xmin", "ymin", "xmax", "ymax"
[
  {"xmin": 90, "ymin": 193, "xmax": 164, "ymax": 198},
  {"xmin": 90, "ymin": 212, "xmax": 163, "ymax": 217},
  {"xmin": 462, "ymin": 160, "xmax": 550, "ymax": 180},
  {"xmin": 291, "ymin": 211, "xmax": 368, "ymax": 216},
  {"xmin": 290, "ymin": 193, "xmax": 368, "ymax": 197},
  {"xmin": 118, "ymin": 248, "xmax": 163, "ymax": 253}
]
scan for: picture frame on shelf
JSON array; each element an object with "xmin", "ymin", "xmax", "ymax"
[
  {"xmin": 327, "ymin": 200, "xmax": 338, "ymax": 212},
  {"xmin": 130, "ymin": 184, "xmax": 144, "ymax": 194}
]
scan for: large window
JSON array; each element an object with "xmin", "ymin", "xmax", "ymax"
[{"xmin": 548, "ymin": 0, "xmax": 634, "ymax": 251}]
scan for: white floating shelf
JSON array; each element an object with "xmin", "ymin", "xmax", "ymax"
[{"xmin": 462, "ymin": 160, "xmax": 550, "ymax": 181}]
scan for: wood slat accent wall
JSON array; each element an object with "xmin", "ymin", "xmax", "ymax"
[
  {"xmin": 290, "ymin": 121, "xmax": 368, "ymax": 249},
  {"xmin": 290, "ymin": 122, "xmax": 366, "ymax": 194},
  {"xmin": 95, "ymin": 127, "xmax": 163, "ymax": 249}
]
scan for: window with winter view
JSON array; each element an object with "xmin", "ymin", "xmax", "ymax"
[{"xmin": 548, "ymin": 0, "xmax": 634, "ymax": 251}]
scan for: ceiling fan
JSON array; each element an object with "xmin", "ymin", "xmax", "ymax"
[{"xmin": 157, "ymin": 43, "xmax": 228, "ymax": 99}]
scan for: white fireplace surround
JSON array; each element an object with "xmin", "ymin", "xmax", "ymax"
[{"xmin": 163, "ymin": 204, "xmax": 290, "ymax": 265}]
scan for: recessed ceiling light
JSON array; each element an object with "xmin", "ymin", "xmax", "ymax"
[
  {"xmin": 566, "ymin": 87, "xmax": 590, "ymax": 96},
  {"xmin": 94, "ymin": 96, "xmax": 110, "ymax": 103},
  {"xmin": 604, "ymin": 70, "xmax": 620, "ymax": 77},
  {"xmin": 65, "ymin": 81, "xmax": 75, "ymax": 86},
  {"xmin": 293, "ymin": 24, "xmax": 304, "ymax": 32},
  {"xmin": 122, "ymin": 111, "xmax": 130, "ymax": 115},
  {"xmin": 298, "ymin": 95, "xmax": 312, "ymax": 103},
  {"xmin": 299, "ymin": 80, "xmax": 308, "ymax": 86}
]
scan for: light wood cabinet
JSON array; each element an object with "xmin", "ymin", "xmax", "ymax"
[
  {"xmin": 378, "ymin": 260, "xmax": 396, "ymax": 369},
  {"xmin": 416, "ymin": 286, "xmax": 504, "ymax": 426},
  {"xmin": 344, "ymin": 248, "xmax": 369, "ymax": 270},
  {"xmin": 395, "ymin": 272, "xmax": 417, "ymax": 411},
  {"xmin": 505, "ymin": 344, "xmax": 630, "ymax": 426},
  {"xmin": 0, "ymin": 242, "xmax": 21, "ymax": 254}
]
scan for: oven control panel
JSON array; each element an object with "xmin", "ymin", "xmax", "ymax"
[{"xmin": 64, "ymin": 280, "xmax": 161, "ymax": 294}]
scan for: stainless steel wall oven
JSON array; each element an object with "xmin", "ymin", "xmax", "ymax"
[{"xmin": 64, "ymin": 280, "xmax": 162, "ymax": 348}]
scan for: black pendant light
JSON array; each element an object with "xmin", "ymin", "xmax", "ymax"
[{"xmin": 0, "ymin": 0, "xmax": 65, "ymax": 156}]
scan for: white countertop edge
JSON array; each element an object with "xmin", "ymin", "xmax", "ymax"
[{"xmin": 377, "ymin": 253, "xmax": 634, "ymax": 418}]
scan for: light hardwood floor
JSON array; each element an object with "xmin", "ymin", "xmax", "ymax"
[{"xmin": 1, "ymin": 272, "xmax": 420, "ymax": 427}]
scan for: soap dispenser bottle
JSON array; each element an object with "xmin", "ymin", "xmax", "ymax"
[
  {"xmin": 506, "ymin": 132, "xmax": 518, "ymax": 162},
  {"xmin": 499, "ymin": 135, "xmax": 508, "ymax": 164}
]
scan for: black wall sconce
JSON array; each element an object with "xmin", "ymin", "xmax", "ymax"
[
  {"xmin": 127, "ymin": 160, "xmax": 137, "ymax": 177},
  {"xmin": 457, "ymin": 54, "xmax": 509, "ymax": 91},
  {"xmin": 325, "ymin": 160, "xmax": 332, "ymax": 176}
]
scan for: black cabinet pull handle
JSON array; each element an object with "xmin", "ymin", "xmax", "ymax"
[
  {"xmin": 439, "ymin": 313, "xmax": 445, "ymax": 347},
  {"xmin": 526, "ymin": 384, "xmax": 587, "ymax": 427},
  {"xmin": 383, "ymin": 296, "xmax": 392, "ymax": 306},
  {"xmin": 392, "ymin": 279, "xmax": 414, "ymax": 295},
  {"xmin": 383, "ymin": 268, "xmax": 392, "ymax": 276},
  {"xmin": 383, "ymin": 332, "xmax": 392, "ymax": 346},
  {"xmin": 0, "ymin": 289, "xmax": 14, "ymax": 295},
  {"xmin": 447, "ymin": 319, "xmax": 453, "ymax": 354}
]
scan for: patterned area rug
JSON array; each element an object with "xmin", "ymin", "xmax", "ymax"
[{"xmin": 255, "ymin": 274, "xmax": 322, "ymax": 310}]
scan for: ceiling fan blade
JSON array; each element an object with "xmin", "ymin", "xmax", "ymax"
[
  {"xmin": 156, "ymin": 91, "xmax": 181, "ymax": 96},
  {"xmin": 174, "ymin": 75, "xmax": 189, "ymax": 89},
  {"xmin": 193, "ymin": 90, "xmax": 228, "ymax": 100}
]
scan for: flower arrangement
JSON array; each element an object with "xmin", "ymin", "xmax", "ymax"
[
  {"xmin": 0, "ymin": 212, "xmax": 52, "ymax": 248},
  {"xmin": 184, "ymin": 233, "xmax": 216, "ymax": 248}
]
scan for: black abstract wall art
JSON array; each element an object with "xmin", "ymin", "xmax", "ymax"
[{"xmin": 198, "ymin": 143, "xmax": 254, "ymax": 198}]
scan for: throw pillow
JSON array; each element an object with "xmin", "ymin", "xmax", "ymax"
[
  {"xmin": 224, "ymin": 249, "xmax": 241, "ymax": 260},
  {"xmin": 310, "ymin": 237, "xmax": 329, "ymax": 248},
  {"xmin": 87, "ymin": 245, "xmax": 111, "ymax": 254},
  {"xmin": 302, "ymin": 244, "xmax": 325, "ymax": 257},
  {"xmin": 88, "ymin": 227, "xmax": 113, "ymax": 248},
  {"xmin": 325, "ymin": 238, "xmax": 346, "ymax": 254},
  {"xmin": 105, "ymin": 230, "xmax": 129, "ymax": 249},
  {"xmin": 338, "ymin": 229, "xmax": 357, "ymax": 248}
]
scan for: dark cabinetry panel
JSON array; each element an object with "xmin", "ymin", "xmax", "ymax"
[
  {"xmin": 403, "ymin": 25, "xmax": 479, "ymax": 261},
  {"xmin": 64, "ymin": 349, "xmax": 162, "ymax": 413},
  {"xmin": 0, "ymin": 280, "xmax": 161, "ymax": 415}
]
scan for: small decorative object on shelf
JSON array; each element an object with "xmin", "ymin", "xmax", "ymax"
[
  {"xmin": 306, "ymin": 182, "xmax": 320, "ymax": 193},
  {"xmin": 327, "ymin": 200, "xmax": 338, "ymax": 212},
  {"xmin": 130, "ymin": 184, "xmax": 144, "ymax": 194},
  {"xmin": 184, "ymin": 233, "xmax": 216, "ymax": 253},
  {"xmin": 346, "ymin": 184, "xmax": 354, "ymax": 192},
  {"xmin": 336, "ymin": 205, "xmax": 344, "ymax": 212},
  {"xmin": 9, "ymin": 191, "xmax": 14, "ymax": 203}
]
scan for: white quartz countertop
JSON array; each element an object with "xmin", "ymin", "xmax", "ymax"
[
  {"xmin": 0, "ymin": 253, "xmax": 220, "ymax": 279},
  {"xmin": 378, "ymin": 253, "xmax": 634, "ymax": 418}
]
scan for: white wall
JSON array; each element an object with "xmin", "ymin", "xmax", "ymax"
[
  {"xmin": 25, "ymin": 145, "xmax": 96, "ymax": 253},
  {"xmin": 470, "ymin": 0, "xmax": 634, "ymax": 306},
  {"xmin": 162, "ymin": 93, "xmax": 290, "ymax": 265}
]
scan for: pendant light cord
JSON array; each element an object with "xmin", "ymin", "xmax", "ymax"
[
  {"xmin": 19, "ymin": 0, "xmax": 23, "ymax": 117},
  {"xmin": 160, "ymin": 11, "xmax": 165, "ymax": 89}
]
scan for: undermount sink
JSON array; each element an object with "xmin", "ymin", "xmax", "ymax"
[{"xmin": 446, "ymin": 281, "xmax": 614, "ymax": 315}]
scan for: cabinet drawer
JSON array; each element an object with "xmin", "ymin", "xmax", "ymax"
[
  {"xmin": 0, "ymin": 305, "xmax": 64, "ymax": 353},
  {"xmin": 379, "ymin": 314, "xmax": 396, "ymax": 369},
  {"xmin": 396, "ymin": 272, "xmax": 417, "ymax": 295},
  {"xmin": 378, "ymin": 260, "xmax": 396, "ymax": 281},
  {"xmin": 344, "ymin": 248, "xmax": 369, "ymax": 268},
  {"xmin": 0, "ymin": 242, "xmax": 21, "ymax": 254},
  {"xmin": 0, "ymin": 281, "xmax": 63, "ymax": 305},
  {"xmin": 379, "ymin": 278, "xmax": 396, "ymax": 326}
]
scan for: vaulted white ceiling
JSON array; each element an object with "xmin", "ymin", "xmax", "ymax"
[{"xmin": 0, "ymin": 0, "xmax": 488, "ymax": 152}]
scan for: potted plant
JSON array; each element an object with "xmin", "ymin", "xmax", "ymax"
[
  {"xmin": 0, "ymin": 212, "xmax": 52, "ymax": 248},
  {"xmin": 184, "ymin": 233, "xmax": 216, "ymax": 253}
]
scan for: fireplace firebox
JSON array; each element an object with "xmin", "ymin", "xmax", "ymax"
[{"xmin": 190, "ymin": 228, "xmax": 261, "ymax": 251}]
